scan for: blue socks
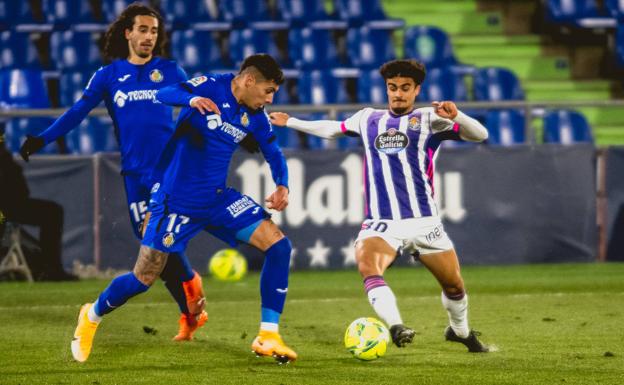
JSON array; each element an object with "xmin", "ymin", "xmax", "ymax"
[
  {"xmin": 94, "ymin": 272, "xmax": 149, "ymax": 316},
  {"xmin": 160, "ymin": 252, "xmax": 195, "ymax": 314},
  {"xmin": 260, "ymin": 237, "xmax": 292, "ymax": 325}
]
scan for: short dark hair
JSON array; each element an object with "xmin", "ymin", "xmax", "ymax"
[
  {"xmin": 240, "ymin": 54, "xmax": 285, "ymax": 85},
  {"xmin": 379, "ymin": 59, "xmax": 426, "ymax": 85},
  {"xmin": 103, "ymin": 2, "xmax": 167, "ymax": 62}
]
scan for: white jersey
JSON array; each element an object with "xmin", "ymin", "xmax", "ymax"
[{"xmin": 341, "ymin": 107, "xmax": 461, "ymax": 220}]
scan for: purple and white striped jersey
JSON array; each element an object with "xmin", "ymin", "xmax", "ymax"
[{"xmin": 341, "ymin": 107, "xmax": 461, "ymax": 220}]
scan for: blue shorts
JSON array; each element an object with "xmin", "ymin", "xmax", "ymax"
[
  {"xmin": 123, "ymin": 174, "xmax": 154, "ymax": 239},
  {"xmin": 141, "ymin": 186, "xmax": 270, "ymax": 253}
]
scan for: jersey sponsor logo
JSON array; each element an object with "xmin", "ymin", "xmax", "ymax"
[
  {"xmin": 205, "ymin": 114, "xmax": 248, "ymax": 143},
  {"xmin": 118, "ymin": 74, "xmax": 131, "ymax": 82},
  {"xmin": 188, "ymin": 76, "xmax": 208, "ymax": 87},
  {"xmin": 226, "ymin": 196, "xmax": 256, "ymax": 218},
  {"xmin": 374, "ymin": 128, "xmax": 409, "ymax": 154},
  {"xmin": 113, "ymin": 89, "xmax": 159, "ymax": 107},
  {"xmin": 162, "ymin": 232, "xmax": 176, "ymax": 247},
  {"xmin": 149, "ymin": 69, "xmax": 163, "ymax": 83}
]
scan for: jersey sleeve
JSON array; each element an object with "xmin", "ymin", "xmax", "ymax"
[
  {"xmin": 340, "ymin": 108, "xmax": 369, "ymax": 136},
  {"xmin": 156, "ymin": 74, "xmax": 217, "ymax": 107},
  {"xmin": 175, "ymin": 64, "xmax": 188, "ymax": 82},
  {"xmin": 37, "ymin": 67, "xmax": 107, "ymax": 144},
  {"xmin": 254, "ymin": 114, "xmax": 288, "ymax": 188},
  {"xmin": 429, "ymin": 108, "xmax": 462, "ymax": 140}
]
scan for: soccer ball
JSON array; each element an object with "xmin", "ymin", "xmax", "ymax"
[
  {"xmin": 344, "ymin": 317, "xmax": 390, "ymax": 360},
  {"xmin": 208, "ymin": 248, "xmax": 247, "ymax": 281}
]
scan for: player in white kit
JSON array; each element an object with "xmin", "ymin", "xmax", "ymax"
[{"xmin": 269, "ymin": 59, "xmax": 490, "ymax": 352}]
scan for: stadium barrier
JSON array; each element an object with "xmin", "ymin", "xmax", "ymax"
[{"xmin": 18, "ymin": 145, "xmax": 601, "ymax": 271}]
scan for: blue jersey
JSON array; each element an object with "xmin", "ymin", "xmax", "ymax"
[
  {"xmin": 38, "ymin": 57, "xmax": 187, "ymax": 176},
  {"xmin": 154, "ymin": 73, "xmax": 288, "ymax": 209}
]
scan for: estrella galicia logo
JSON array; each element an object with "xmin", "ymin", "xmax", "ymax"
[
  {"xmin": 374, "ymin": 128, "xmax": 409, "ymax": 154},
  {"xmin": 162, "ymin": 232, "xmax": 175, "ymax": 248},
  {"xmin": 206, "ymin": 114, "xmax": 222, "ymax": 130}
]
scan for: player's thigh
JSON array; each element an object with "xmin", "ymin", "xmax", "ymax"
[
  {"xmin": 355, "ymin": 237, "xmax": 398, "ymax": 277},
  {"xmin": 417, "ymin": 249, "xmax": 464, "ymax": 291},
  {"xmin": 123, "ymin": 174, "xmax": 152, "ymax": 239},
  {"xmin": 247, "ymin": 219, "xmax": 285, "ymax": 252}
]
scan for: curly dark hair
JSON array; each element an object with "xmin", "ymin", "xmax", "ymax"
[
  {"xmin": 379, "ymin": 59, "xmax": 426, "ymax": 85},
  {"xmin": 103, "ymin": 2, "xmax": 167, "ymax": 62}
]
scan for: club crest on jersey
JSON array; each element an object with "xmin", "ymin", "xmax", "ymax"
[
  {"xmin": 149, "ymin": 69, "xmax": 163, "ymax": 83},
  {"xmin": 408, "ymin": 116, "xmax": 420, "ymax": 130},
  {"xmin": 162, "ymin": 232, "xmax": 175, "ymax": 248},
  {"xmin": 374, "ymin": 128, "xmax": 409, "ymax": 154},
  {"xmin": 241, "ymin": 112, "xmax": 249, "ymax": 127}
]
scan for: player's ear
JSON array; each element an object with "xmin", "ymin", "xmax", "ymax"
[
  {"xmin": 125, "ymin": 28, "xmax": 132, "ymax": 40},
  {"xmin": 244, "ymin": 73, "xmax": 256, "ymax": 88}
]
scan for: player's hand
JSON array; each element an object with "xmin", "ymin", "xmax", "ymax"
[
  {"xmin": 190, "ymin": 97, "xmax": 220, "ymax": 115},
  {"xmin": 268, "ymin": 112, "xmax": 290, "ymax": 127},
  {"xmin": 19, "ymin": 135, "xmax": 45, "ymax": 162},
  {"xmin": 432, "ymin": 101, "xmax": 458, "ymax": 120},
  {"xmin": 265, "ymin": 185, "xmax": 289, "ymax": 212}
]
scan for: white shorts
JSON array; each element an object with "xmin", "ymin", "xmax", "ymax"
[{"xmin": 355, "ymin": 216, "xmax": 454, "ymax": 255}]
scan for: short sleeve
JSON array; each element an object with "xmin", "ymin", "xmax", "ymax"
[
  {"xmin": 82, "ymin": 67, "xmax": 108, "ymax": 102},
  {"xmin": 341, "ymin": 108, "xmax": 369, "ymax": 136}
]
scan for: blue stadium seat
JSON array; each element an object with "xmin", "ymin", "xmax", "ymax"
[
  {"xmin": 276, "ymin": 0, "xmax": 329, "ymax": 26},
  {"xmin": 0, "ymin": 32, "xmax": 41, "ymax": 68},
  {"xmin": 346, "ymin": 26, "xmax": 395, "ymax": 68},
  {"xmin": 102, "ymin": 0, "xmax": 150, "ymax": 22},
  {"xmin": 485, "ymin": 110, "xmax": 526, "ymax": 146},
  {"xmin": 159, "ymin": 0, "xmax": 222, "ymax": 26},
  {"xmin": 229, "ymin": 29, "xmax": 283, "ymax": 67},
  {"xmin": 50, "ymin": 31, "xmax": 103, "ymax": 71},
  {"xmin": 272, "ymin": 125, "xmax": 302, "ymax": 149},
  {"xmin": 334, "ymin": 0, "xmax": 386, "ymax": 24},
  {"xmin": 43, "ymin": 0, "xmax": 99, "ymax": 25},
  {"xmin": 219, "ymin": 0, "xmax": 271, "ymax": 26},
  {"xmin": 65, "ymin": 116, "xmax": 118, "ymax": 154},
  {"xmin": 288, "ymin": 28, "xmax": 340, "ymax": 69},
  {"xmin": 0, "ymin": 1, "xmax": 39, "ymax": 26},
  {"xmin": 58, "ymin": 71, "xmax": 99, "ymax": 107},
  {"xmin": 170, "ymin": 30, "xmax": 225, "ymax": 72},
  {"xmin": 546, "ymin": 0, "xmax": 615, "ymax": 27},
  {"xmin": 357, "ymin": 69, "xmax": 386, "ymax": 104},
  {"xmin": 3, "ymin": 118, "xmax": 55, "ymax": 153},
  {"xmin": 404, "ymin": 26, "xmax": 457, "ymax": 69},
  {"xmin": 297, "ymin": 70, "xmax": 350, "ymax": 104},
  {"xmin": 0, "ymin": 69, "xmax": 50, "ymax": 108},
  {"xmin": 606, "ymin": 0, "xmax": 624, "ymax": 19},
  {"xmin": 473, "ymin": 67, "xmax": 524, "ymax": 101},
  {"xmin": 543, "ymin": 109, "xmax": 593, "ymax": 144},
  {"xmin": 418, "ymin": 68, "xmax": 468, "ymax": 102}
]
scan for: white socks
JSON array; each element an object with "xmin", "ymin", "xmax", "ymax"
[
  {"xmin": 87, "ymin": 302, "xmax": 102, "ymax": 323},
  {"xmin": 367, "ymin": 285, "xmax": 403, "ymax": 327},
  {"xmin": 260, "ymin": 322, "xmax": 278, "ymax": 332},
  {"xmin": 441, "ymin": 292, "xmax": 469, "ymax": 338}
]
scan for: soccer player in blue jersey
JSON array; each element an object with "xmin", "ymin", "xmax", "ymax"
[
  {"xmin": 19, "ymin": 4, "xmax": 211, "ymax": 343},
  {"xmin": 270, "ymin": 59, "xmax": 490, "ymax": 353},
  {"xmin": 71, "ymin": 53, "xmax": 297, "ymax": 363}
]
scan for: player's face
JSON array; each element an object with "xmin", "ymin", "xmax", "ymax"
[
  {"xmin": 125, "ymin": 15, "xmax": 158, "ymax": 59},
  {"xmin": 243, "ymin": 77, "xmax": 279, "ymax": 111},
  {"xmin": 386, "ymin": 77, "xmax": 420, "ymax": 115}
]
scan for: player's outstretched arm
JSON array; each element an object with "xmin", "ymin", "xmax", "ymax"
[
  {"xmin": 432, "ymin": 101, "xmax": 489, "ymax": 142},
  {"xmin": 269, "ymin": 112, "xmax": 343, "ymax": 139},
  {"xmin": 156, "ymin": 82, "xmax": 220, "ymax": 115}
]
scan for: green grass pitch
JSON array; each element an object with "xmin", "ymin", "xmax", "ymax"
[{"xmin": 1, "ymin": 263, "xmax": 623, "ymax": 384}]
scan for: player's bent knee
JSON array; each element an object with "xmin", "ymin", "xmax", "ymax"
[
  {"xmin": 133, "ymin": 246, "xmax": 169, "ymax": 286},
  {"xmin": 267, "ymin": 237, "xmax": 292, "ymax": 267}
]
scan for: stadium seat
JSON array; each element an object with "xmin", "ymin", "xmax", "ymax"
[
  {"xmin": 357, "ymin": 69, "xmax": 386, "ymax": 104},
  {"xmin": 50, "ymin": 31, "xmax": 103, "ymax": 71},
  {"xmin": 102, "ymin": 0, "xmax": 149, "ymax": 22},
  {"xmin": 418, "ymin": 68, "xmax": 468, "ymax": 102},
  {"xmin": 58, "ymin": 71, "xmax": 98, "ymax": 107},
  {"xmin": 545, "ymin": 0, "xmax": 616, "ymax": 28},
  {"xmin": 485, "ymin": 110, "xmax": 526, "ymax": 146},
  {"xmin": 473, "ymin": 67, "xmax": 524, "ymax": 101},
  {"xmin": 288, "ymin": 28, "xmax": 340, "ymax": 69},
  {"xmin": 404, "ymin": 26, "xmax": 458, "ymax": 69},
  {"xmin": 297, "ymin": 70, "xmax": 350, "ymax": 105},
  {"xmin": 159, "ymin": 0, "xmax": 226, "ymax": 27},
  {"xmin": 606, "ymin": 0, "xmax": 624, "ymax": 19},
  {"xmin": 43, "ymin": 0, "xmax": 100, "ymax": 26},
  {"xmin": 219, "ymin": 0, "xmax": 272, "ymax": 27},
  {"xmin": 543, "ymin": 109, "xmax": 593, "ymax": 144},
  {"xmin": 64, "ymin": 116, "xmax": 118, "ymax": 154},
  {"xmin": 334, "ymin": 0, "xmax": 386, "ymax": 25},
  {"xmin": 272, "ymin": 125, "xmax": 302, "ymax": 149},
  {"xmin": 0, "ymin": 32, "xmax": 41, "ymax": 68},
  {"xmin": 170, "ymin": 30, "xmax": 225, "ymax": 72},
  {"xmin": 0, "ymin": 1, "xmax": 40, "ymax": 27},
  {"xmin": 3, "ymin": 118, "xmax": 56, "ymax": 154},
  {"xmin": 346, "ymin": 26, "xmax": 395, "ymax": 68},
  {"xmin": 276, "ymin": 0, "xmax": 330, "ymax": 26},
  {"xmin": 0, "ymin": 69, "xmax": 50, "ymax": 108},
  {"xmin": 229, "ymin": 29, "xmax": 283, "ymax": 67}
]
